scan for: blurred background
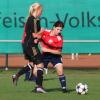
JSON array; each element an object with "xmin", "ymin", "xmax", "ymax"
[{"xmin": 0, "ymin": 0, "xmax": 100, "ymax": 69}]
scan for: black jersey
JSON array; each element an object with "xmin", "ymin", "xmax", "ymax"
[{"xmin": 24, "ymin": 16, "xmax": 41, "ymax": 46}]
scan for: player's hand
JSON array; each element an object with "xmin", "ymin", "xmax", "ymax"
[
  {"xmin": 32, "ymin": 33, "xmax": 41, "ymax": 39},
  {"xmin": 34, "ymin": 39, "xmax": 39, "ymax": 44},
  {"xmin": 32, "ymin": 33, "xmax": 38, "ymax": 38}
]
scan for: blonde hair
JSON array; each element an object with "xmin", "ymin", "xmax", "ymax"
[{"xmin": 29, "ymin": 3, "xmax": 42, "ymax": 16}]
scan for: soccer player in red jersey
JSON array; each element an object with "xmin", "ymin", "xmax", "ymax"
[{"xmin": 40, "ymin": 21, "xmax": 68, "ymax": 93}]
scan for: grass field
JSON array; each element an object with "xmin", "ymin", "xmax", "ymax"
[{"xmin": 0, "ymin": 69, "xmax": 100, "ymax": 100}]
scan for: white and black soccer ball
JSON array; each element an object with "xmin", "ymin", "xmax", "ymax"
[{"xmin": 76, "ymin": 83, "xmax": 88, "ymax": 95}]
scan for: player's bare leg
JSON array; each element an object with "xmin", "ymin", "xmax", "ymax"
[{"xmin": 55, "ymin": 63, "xmax": 68, "ymax": 93}]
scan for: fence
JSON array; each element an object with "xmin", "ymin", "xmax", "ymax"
[{"xmin": 0, "ymin": 39, "xmax": 100, "ymax": 69}]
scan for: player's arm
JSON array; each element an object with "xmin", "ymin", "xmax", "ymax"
[
  {"xmin": 32, "ymin": 28, "xmax": 45, "ymax": 44},
  {"xmin": 42, "ymin": 47, "xmax": 61, "ymax": 55},
  {"xmin": 32, "ymin": 28, "xmax": 45, "ymax": 39}
]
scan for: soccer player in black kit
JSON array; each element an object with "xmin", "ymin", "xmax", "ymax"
[{"xmin": 12, "ymin": 3, "xmax": 46, "ymax": 93}]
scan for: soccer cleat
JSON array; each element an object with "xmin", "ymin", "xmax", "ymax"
[
  {"xmin": 35, "ymin": 87, "xmax": 47, "ymax": 93},
  {"xmin": 12, "ymin": 74, "xmax": 18, "ymax": 86},
  {"xmin": 62, "ymin": 89, "xmax": 69, "ymax": 93}
]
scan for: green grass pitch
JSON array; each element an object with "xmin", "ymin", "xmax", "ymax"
[{"xmin": 0, "ymin": 69, "xmax": 100, "ymax": 100}]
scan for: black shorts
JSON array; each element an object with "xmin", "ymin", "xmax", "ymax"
[
  {"xmin": 42, "ymin": 53, "xmax": 62, "ymax": 68},
  {"xmin": 22, "ymin": 43, "xmax": 43, "ymax": 65}
]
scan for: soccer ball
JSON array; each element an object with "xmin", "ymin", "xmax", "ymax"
[{"xmin": 76, "ymin": 83, "xmax": 88, "ymax": 95}]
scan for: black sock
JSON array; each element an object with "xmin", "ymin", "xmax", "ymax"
[
  {"xmin": 59, "ymin": 75, "xmax": 67, "ymax": 90},
  {"xmin": 25, "ymin": 70, "xmax": 30, "ymax": 80},
  {"xmin": 17, "ymin": 64, "xmax": 32, "ymax": 78},
  {"xmin": 36, "ymin": 68, "xmax": 43, "ymax": 87},
  {"xmin": 29, "ymin": 68, "xmax": 34, "ymax": 80}
]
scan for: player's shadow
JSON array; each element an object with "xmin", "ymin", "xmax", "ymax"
[
  {"xmin": 46, "ymin": 88, "xmax": 75, "ymax": 93},
  {"xmin": 45, "ymin": 88, "xmax": 61, "ymax": 92},
  {"xmin": 68, "ymin": 88, "xmax": 76, "ymax": 93}
]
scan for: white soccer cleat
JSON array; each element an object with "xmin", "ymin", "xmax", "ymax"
[{"xmin": 36, "ymin": 87, "xmax": 47, "ymax": 93}]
